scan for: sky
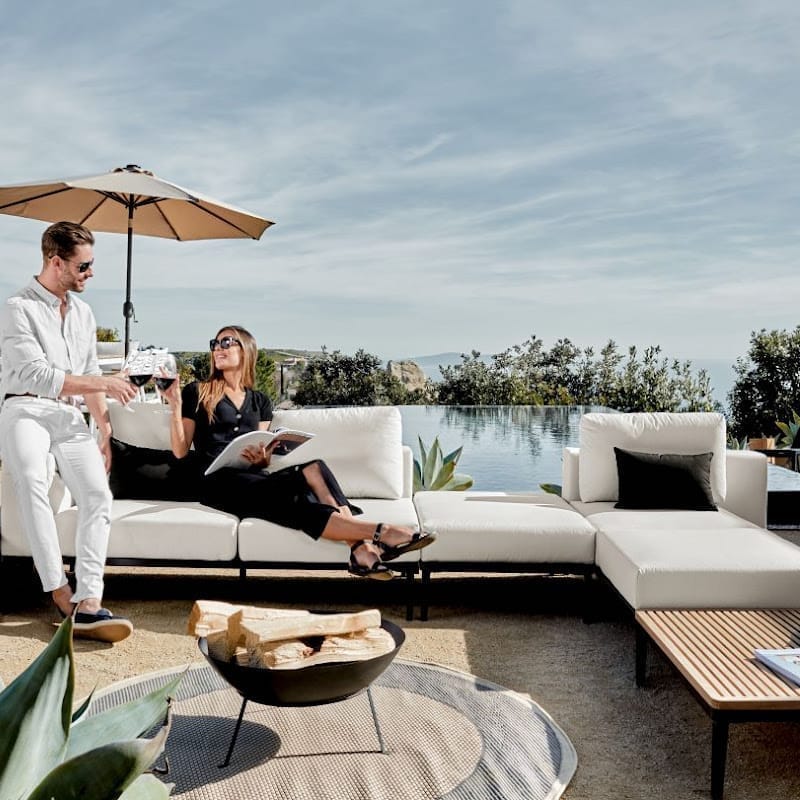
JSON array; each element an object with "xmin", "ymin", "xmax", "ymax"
[{"xmin": 1, "ymin": 1, "xmax": 799, "ymax": 371}]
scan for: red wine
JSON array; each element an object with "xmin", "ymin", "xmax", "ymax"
[
  {"xmin": 129, "ymin": 374, "xmax": 153, "ymax": 387},
  {"xmin": 155, "ymin": 377, "xmax": 176, "ymax": 391}
]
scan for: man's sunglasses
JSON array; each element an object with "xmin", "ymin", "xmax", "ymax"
[
  {"xmin": 62, "ymin": 257, "xmax": 94, "ymax": 273},
  {"xmin": 210, "ymin": 336, "xmax": 242, "ymax": 351}
]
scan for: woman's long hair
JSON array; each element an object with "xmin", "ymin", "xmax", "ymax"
[{"xmin": 197, "ymin": 325, "xmax": 258, "ymax": 422}]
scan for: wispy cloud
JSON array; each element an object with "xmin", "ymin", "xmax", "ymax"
[{"xmin": 0, "ymin": 2, "xmax": 799, "ymax": 362}]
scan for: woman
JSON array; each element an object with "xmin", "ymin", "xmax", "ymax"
[{"xmin": 162, "ymin": 325, "xmax": 434, "ymax": 579}]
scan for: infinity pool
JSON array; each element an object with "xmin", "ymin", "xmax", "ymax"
[
  {"xmin": 397, "ymin": 405, "xmax": 609, "ymax": 491},
  {"xmin": 397, "ymin": 405, "xmax": 800, "ymax": 494}
]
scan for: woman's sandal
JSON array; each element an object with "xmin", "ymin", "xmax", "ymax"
[
  {"xmin": 348, "ymin": 542, "xmax": 395, "ymax": 581},
  {"xmin": 374, "ymin": 523, "xmax": 436, "ymax": 562}
]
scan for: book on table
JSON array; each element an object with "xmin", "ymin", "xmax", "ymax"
[
  {"xmin": 204, "ymin": 429, "xmax": 314, "ymax": 475},
  {"xmin": 754, "ymin": 648, "xmax": 800, "ymax": 686}
]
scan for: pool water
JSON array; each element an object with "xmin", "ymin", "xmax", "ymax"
[
  {"xmin": 397, "ymin": 405, "xmax": 610, "ymax": 491},
  {"xmin": 397, "ymin": 405, "xmax": 800, "ymax": 494}
]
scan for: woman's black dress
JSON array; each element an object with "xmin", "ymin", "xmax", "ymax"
[{"xmin": 181, "ymin": 382, "xmax": 360, "ymax": 539}]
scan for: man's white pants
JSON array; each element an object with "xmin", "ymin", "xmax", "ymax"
[{"xmin": 0, "ymin": 398, "xmax": 111, "ymax": 603}]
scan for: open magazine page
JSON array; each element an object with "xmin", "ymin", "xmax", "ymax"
[
  {"xmin": 203, "ymin": 428, "xmax": 314, "ymax": 475},
  {"xmin": 754, "ymin": 648, "xmax": 800, "ymax": 686}
]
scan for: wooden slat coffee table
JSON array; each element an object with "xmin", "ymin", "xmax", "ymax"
[{"xmin": 635, "ymin": 609, "xmax": 800, "ymax": 800}]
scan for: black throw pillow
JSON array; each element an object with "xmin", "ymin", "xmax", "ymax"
[
  {"xmin": 613, "ymin": 447, "xmax": 717, "ymax": 511},
  {"xmin": 108, "ymin": 438, "xmax": 199, "ymax": 501}
]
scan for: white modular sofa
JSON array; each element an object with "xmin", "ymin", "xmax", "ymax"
[
  {"xmin": 414, "ymin": 411, "xmax": 800, "ymax": 619},
  {"xmin": 0, "ymin": 403, "xmax": 421, "ymax": 617},
  {"xmin": 4, "ymin": 406, "xmax": 800, "ymax": 621}
]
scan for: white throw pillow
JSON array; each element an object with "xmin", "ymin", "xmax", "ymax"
[
  {"xmin": 578, "ymin": 412, "xmax": 727, "ymax": 503},
  {"xmin": 270, "ymin": 406, "xmax": 404, "ymax": 499},
  {"xmin": 108, "ymin": 401, "xmax": 173, "ymax": 450}
]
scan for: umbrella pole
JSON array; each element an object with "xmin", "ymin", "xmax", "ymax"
[{"xmin": 123, "ymin": 198, "xmax": 135, "ymax": 358}]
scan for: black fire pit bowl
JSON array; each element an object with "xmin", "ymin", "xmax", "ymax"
[{"xmin": 199, "ymin": 618, "xmax": 405, "ymax": 707}]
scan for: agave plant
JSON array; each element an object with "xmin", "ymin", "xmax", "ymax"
[
  {"xmin": 726, "ymin": 434, "xmax": 749, "ymax": 450},
  {"xmin": 413, "ymin": 436, "xmax": 473, "ymax": 492},
  {"xmin": 776, "ymin": 410, "xmax": 800, "ymax": 449},
  {"xmin": 0, "ymin": 615, "xmax": 180, "ymax": 800},
  {"xmin": 539, "ymin": 483, "xmax": 562, "ymax": 496}
]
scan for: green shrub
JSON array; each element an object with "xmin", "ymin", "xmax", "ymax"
[{"xmin": 0, "ymin": 616, "xmax": 180, "ymax": 799}]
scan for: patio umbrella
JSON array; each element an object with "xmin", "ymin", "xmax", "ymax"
[{"xmin": 0, "ymin": 164, "xmax": 274, "ymax": 355}]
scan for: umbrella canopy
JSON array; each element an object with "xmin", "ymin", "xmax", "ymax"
[{"xmin": 0, "ymin": 164, "xmax": 274, "ymax": 353}]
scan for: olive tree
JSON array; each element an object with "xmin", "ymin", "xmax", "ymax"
[
  {"xmin": 294, "ymin": 347, "xmax": 409, "ymax": 406},
  {"xmin": 728, "ymin": 327, "xmax": 800, "ymax": 438}
]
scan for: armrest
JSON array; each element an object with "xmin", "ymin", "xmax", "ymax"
[
  {"xmin": 561, "ymin": 447, "xmax": 580, "ymax": 501},
  {"xmin": 721, "ymin": 449, "xmax": 767, "ymax": 527},
  {"xmin": 402, "ymin": 445, "xmax": 414, "ymax": 498}
]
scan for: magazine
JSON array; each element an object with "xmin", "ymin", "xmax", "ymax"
[
  {"xmin": 204, "ymin": 428, "xmax": 314, "ymax": 475},
  {"xmin": 753, "ymin": 648, "xmax": 800, "ymax": 686}
]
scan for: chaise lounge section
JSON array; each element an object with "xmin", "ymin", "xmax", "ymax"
[
  {"xmin": 414, "ymin": 411, "xmax": 800, "ymax": 617},
  {"xmin": 562, "ymin": 412, "xmax": 800, "ymax": 610}
]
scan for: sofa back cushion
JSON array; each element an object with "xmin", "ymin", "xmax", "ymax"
[
  {"xmin": 270, "ymin": 406, "xmax": 404, "ymax": 499},
  {"xmin": 578, "ymin": 412, "xmax": 727, "ymax": 503},
  {"xmin": 108, "ymin": 401, "xmax": 172, "ymax": 449}
]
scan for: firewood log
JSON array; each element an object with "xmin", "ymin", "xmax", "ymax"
[
  {"xmin": 240, "ymin": 609, "xmax": 381, "ymax": 648},
  {"xmin": 206, "ymin": 629, "xmax": 234, "ymax": 662},
  {"xmin": 250, "ymin": 639, "xmax": 314, "ymax": 668},
  {"xmin": 267, "ymin": 627, "xmax": 396, "ymax": 669},
  {"xmin": 187, "ymin": 599, "xmax": 310, "ymax": 637}
]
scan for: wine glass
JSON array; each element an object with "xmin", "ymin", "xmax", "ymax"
[
  {"xmin": 154, "ymin": 352, "xmax": 178, "ymax": 401},
  {"xmin": 123, "ymin": 349, "xmax": 155, "ymax": 401}
]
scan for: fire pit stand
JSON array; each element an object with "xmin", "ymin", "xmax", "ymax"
[
  {"xmin": 219, "ymin": 685, "xmax": 387, "ymax": 768},
  {"xmin": 199, "ymin": 618, "xmax": 404, "ymax": 768}
]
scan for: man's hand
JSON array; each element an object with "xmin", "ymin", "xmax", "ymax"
[{"xmin": 104, "ymin": 375, "xmax": 138, "ymax": 404}]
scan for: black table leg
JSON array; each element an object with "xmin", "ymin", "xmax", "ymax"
[
  {"xmin": 404, "ymin": 568, "xmax": 414, "ymax": 622},
  {"xmin": 219, "ymin": 697, "xmax": 248, "ymax": 768},
  {"xmin": 635, "ymin": 625, "xmax": 648, "ymax": 687},
  {"xmin": 710, "ymin": 717, "xmax": 729, "ymax": 800}
]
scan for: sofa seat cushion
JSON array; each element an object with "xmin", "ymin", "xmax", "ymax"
[
  {"xmin": 596, "ymin": 526, "xmax": 800, "ymax": 609},
  {"xmin": 238, "ymin": 498, "xmax": 419, "ymax": 564},
  {"xmin": 568, "ymin": 502, "xmax": 760, "ymax": 531},
  {"xmin": 54, "ymin": 501, "xmax": 238, "ymax": 561},
  {"xmin": 269, "ymin": 407, "xmax": 404, "ymax": 499},
  {"xmin": 578, "ymin": 412, "xmax": 727, "ymax": 504},
  {"xmin": 413, "ymin": 491, "xmax": 596, "ymax": 564}
]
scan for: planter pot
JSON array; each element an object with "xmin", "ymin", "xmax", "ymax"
[{"xmin": 748, "ymin": 437, "xmax": 777, "ymax": 464}]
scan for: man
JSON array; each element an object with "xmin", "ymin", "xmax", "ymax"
[{"xmin": 0, "ymin": 221, "xmax": 138, "ymax": 642}]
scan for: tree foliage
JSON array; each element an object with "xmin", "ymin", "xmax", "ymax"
[
  {"xmin": 728, "ymin": 327, "xmax": 800, "ymax": 438},
  {"xmin": 294, "ymin": 347, "xmax": 416, "ymax": 406},
  {"xmin": 436, "ymin": 336, "xmax": 716, "ymax": 411},
  {"xmin": 96, "ymin": 327, "xmax": 120, "ymax": 342}
]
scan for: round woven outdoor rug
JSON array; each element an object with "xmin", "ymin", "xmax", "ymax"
[{"xmin": 92, "ymin": 659, "xmax": 577, "ymax": 800}]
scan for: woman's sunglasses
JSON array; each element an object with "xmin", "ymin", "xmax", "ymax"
[{"xmin": 210, "ymin": 336, "xmax": 242, "ymax": 351}]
